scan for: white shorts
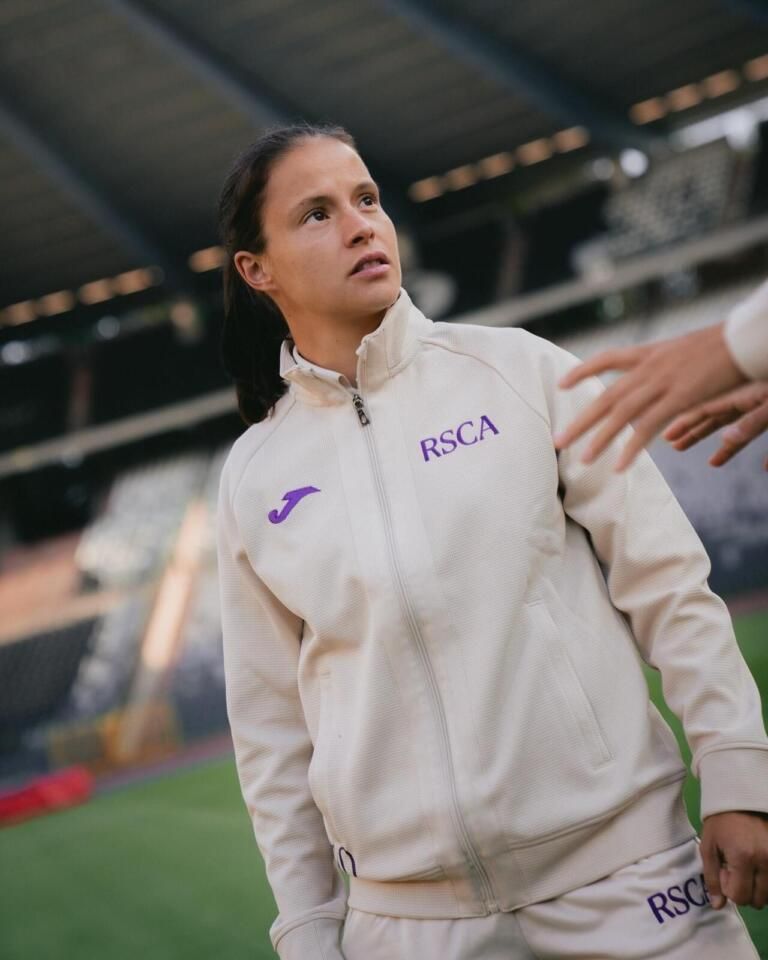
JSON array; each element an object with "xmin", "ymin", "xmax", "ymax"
[{"xmin": 341, "ymin": 838, "xmax": 760, "ymax": 959}]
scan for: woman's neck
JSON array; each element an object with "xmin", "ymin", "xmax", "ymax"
[{"xmin": 290, "ymin": 310, "xmax": 386, "ymax": 386}]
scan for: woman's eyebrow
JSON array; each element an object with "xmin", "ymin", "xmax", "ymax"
[
  {"xmin": 291, "ymin": 180, "xmax": 380, "ymax": 218},
  {"xmin": 291, "ymin": 193, "xmax": 332, "ymax": 218}
]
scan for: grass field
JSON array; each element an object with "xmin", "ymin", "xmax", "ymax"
[{"xmin": 1, "ymin": 609, "xmax": 767, "ymax": 959}]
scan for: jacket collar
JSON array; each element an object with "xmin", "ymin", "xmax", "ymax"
[{"xmin": 279, "ymin": 286, "xmax": 433, "ymax": 405}]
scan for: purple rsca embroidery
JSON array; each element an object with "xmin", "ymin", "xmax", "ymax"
[
  {"xmin": 268, "ymin": 486, "xmax": 320, "ymax": 524},
  {"xmin": 647, "ymin": 873, "xmax": 710, "ymax": 924},
  {"xmin": 420, "ymin": 414, "xmax": 499, "ymax": 462}
]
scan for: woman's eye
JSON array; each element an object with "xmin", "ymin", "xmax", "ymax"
[
  {"xmin": 361, "ymin": 194, "xmax": 378, "ymax": 206},
  {"xmin": 306, "ymin": 209, "xmax": 326, "ymax": 223}
]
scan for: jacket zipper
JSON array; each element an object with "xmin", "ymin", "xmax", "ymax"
[
  {"xmin": 349, "ymin": 387, "xmax": 499, "ymax": 913},
  {"xmin": 351, "ymin": 392, "xmax": 370, "ymax": 426}
]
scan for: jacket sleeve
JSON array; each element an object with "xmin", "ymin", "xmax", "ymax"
[
  {"xmin": 724, "ymin": 278, "xmax": 768, "ymax": 380},
  {"xmin": 534, "ymin": 334, "xmax": 768, "ymax": 820},
  {"xmin": 216, "ymin": 459, "xmax": 348, "ymax": 959}
]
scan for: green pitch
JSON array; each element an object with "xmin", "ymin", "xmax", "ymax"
[
  {"xmin": 1, "ymin": 609, "xmax": 767, "ymax": 959},
  {"xmin": 1, "ymin": 756, "xmax": 276, "ymax": 959}
]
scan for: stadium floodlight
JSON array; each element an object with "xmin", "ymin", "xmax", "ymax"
[
  {"xmin": 1, "ymin": 342, "xmax": 32, "ymax": 365},
  {"xmin": 590, "ymin": 158, "xmax": 615, "ymax": 181},
  {"xmin": 619, "ymin": 150, "xmax": 649, "ymax": 178},
  {"xmin": 723, "ymin": 109, "xmax": 759, "ymax": 150},
  {"xmin": 96, "ymin": 317, "xmax": 121, "ymax": 340},
  {"xmin": 672, "ymin": 94, "xmax": 768, "ymax": 150}
]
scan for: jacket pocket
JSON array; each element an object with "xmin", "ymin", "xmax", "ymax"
[
  {"xmin": 527, "ymin": 600, "xmax": 612, "ymax": 767},
  {"xmin": 307, "ymin": 672, "xmax": 338, "ymax": 833}
]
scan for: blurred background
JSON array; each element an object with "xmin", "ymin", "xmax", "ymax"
[{"xmin": 1, "ymin": 1, "xmax": 767, "ymax": 957}]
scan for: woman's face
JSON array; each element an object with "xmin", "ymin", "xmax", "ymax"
[{"xmin": 236, "ymin": 136, "xmax": 402, "ymax": 327}]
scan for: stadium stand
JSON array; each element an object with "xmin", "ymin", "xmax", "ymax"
[
  {"xmin": 75, "ymin": 451, "xmax": 212, "ymax": 589},
  {"xmin": 169, "ymin": 444, "xmax": 230, "ymax": 740},
  {"xmin": 604, "ymin": 139, "xmax": 755, "ymax": 259},
  {"xmin": 0, "ymin": 618, "xmax": 97, "ymax": 734},
  {"xmin": 0, "ymin": 439, "xmax": 240, "ymax": 770},
  {"xmin": 57, "ymin": 591, "xmax": 151, "ymax": 725},
  {"xmin": 170, "ymin": 564, "xmax": 227, "ymax": 741}
]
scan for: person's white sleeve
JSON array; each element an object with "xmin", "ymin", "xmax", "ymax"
[
  {"xmin": 216, "ymin": 460, "xmax": 347, "ymax": 959},
  {"xmin": 539, "ymin": 338, "xmax": 768, "ymax": 821},
  {"xmin": 723, "ymin": 279, "xmax": 768, "ymax": 380}
]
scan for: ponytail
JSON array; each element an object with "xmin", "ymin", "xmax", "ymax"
[
  {"xmin": 220, "ymin": 255, "xmax": 289, "ymax": 427},
  {"xmin": 217, "ymin": 122, "xmax": 356, "ymax": 425}
]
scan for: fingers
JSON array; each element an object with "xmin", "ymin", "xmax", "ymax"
[
  {"xmin": 709, "ymin": 399, "xmax": 768, "ymax": 467},
  {"xmin": 578, "ymin": 384, "xmax": 662, "ymax": 464},
  {"xmin": 580, "ymin": 403, "xmax": 640, "ymax": 465},
  {"xmin": 752, "ymin": 868, "xmax": 768, "ymax": 910},
  {"xmin": 709, "ymin": 432, "xmax": 748, "ymax": 467},
  {"xmin": 663, "ymin": 391, "xmax": 750, "ymax": 444},
  {"xmin": 557, "ymin": 347, "xmax": 644, "ymax": 389},
  {"xmin": 720, "ymin": 858, "xmax": 755, "ymax": 907},
  {"xmin": 556, "ymin": 347, "xmax": 768, "ymax": 467},
  {"xmin": 613, "ymin": 430, "xmax": 651, "ymax": 473},
  {"xmin": 700, "ymin": 831, "xmax": 726, "ymax": 909},
  {"xmin": 709, "ymin": 443, "xmax": 740, "ymax": 468},
  {"xmin": 664, "ymin": 405, "xmax": 738, "ymax": 445},
  {"xmin": 612, "ymin": 402, "xmax": 673, "ymax": 471},
  {"xmin": 663, "ymin": 408, "xmax": 710, "ymax": 443},
  {"xmin": 702, "ymin": 812, "xmax": 768, "ymax": 908},
  {"xmin": 554, "ymin": 380, "xmax": 632, "ymax": 451},
  {"xmin": 666, "ymin": 382, "xmax": 768, "ymax": 439},
  {"xmin": 669, "ymin": 414, "xmax": 733, "ymax": 451},
  {"xmin": 723, "ymin": 398, "xmax": 768, "ymax": 446}
]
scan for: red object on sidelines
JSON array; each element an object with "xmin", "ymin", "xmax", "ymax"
[{"xmin": 0, "ymin": 766, "xmax": 94, "ymax": 826}]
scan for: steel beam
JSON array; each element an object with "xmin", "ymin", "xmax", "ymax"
[
  {"xmin": 719, "ymin": 0, "xmax": 768, "ymax": 24},
  {"xmin": 0, "ymin": 97, "xmax": 189, "ymax": 293},
  {"xmin": 378, "ymin": 0, "xmax": 663, "ymax": 151},
  {"xmin": 103, "ymin": 0, "xmax": 288, "ymax": 128},
  {"xmin": 103, "ymin": 0, "xmax": 413, "ymax": 220}
]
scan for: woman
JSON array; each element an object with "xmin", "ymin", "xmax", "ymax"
[{"xmin": 215, "ymin": 122, "xmax": 768, "ymax": 960}]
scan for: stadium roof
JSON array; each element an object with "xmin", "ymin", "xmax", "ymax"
[{"xmin": 1, "ymin": 0, "xmax": 767, "ymax": 319}]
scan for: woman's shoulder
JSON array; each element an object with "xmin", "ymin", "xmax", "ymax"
[
  {"xmin": 219, "ymin": 392, "xmax": 296, "ymax": 499},
  {"xmin": 423, "ymin": 317, "xmax": 569, "ymax": 373}
]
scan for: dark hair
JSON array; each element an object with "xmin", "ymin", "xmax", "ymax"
[{"xmin": 217, "ymin": 122, "xmax": 357, "ymax": 425}]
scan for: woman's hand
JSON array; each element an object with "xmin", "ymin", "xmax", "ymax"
[
  {"xmin": 554, "ymin": 323, "xmax": 748, "ymax": 471},
  {"xmin": 663, "ymin": 381, "xmax": 768, "ymax": 468},
  {"xmin": 701, "ymin": 811, "xmax": 768, "ymax": 910}
]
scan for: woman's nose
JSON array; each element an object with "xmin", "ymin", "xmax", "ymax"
[{"xmin": 345, "ymin": 208, "xmax": 374, "ymax": 243}]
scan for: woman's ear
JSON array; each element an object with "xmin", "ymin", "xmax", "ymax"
[{"xmin": 234, "ymin": 250, "xmax": 274, "ymax": 294}]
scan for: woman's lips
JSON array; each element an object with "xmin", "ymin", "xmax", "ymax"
[{"xmin": 351, "ymin": 262, "xmax": 390, "ymax": 278}]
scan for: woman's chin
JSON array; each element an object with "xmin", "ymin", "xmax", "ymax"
[{"xmin": 351, "ymin": 273, "xmax": 401, "ymax": 307}]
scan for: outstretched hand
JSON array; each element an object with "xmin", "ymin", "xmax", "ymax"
[
  {"xmin": 553, "ymin": 323, "xmax": 748, "ymax": 471},
  {"xmin": 663, "ymin": 381, "xmax": 768, "ymax": 468},
  {"xmin": 700, "ymin": 811, "xmax": 768, "ymax": 910}
]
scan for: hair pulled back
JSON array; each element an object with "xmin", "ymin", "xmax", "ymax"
[{"xmin": 217, "ymin": 122, "xmax": 356, "ymax": 425}]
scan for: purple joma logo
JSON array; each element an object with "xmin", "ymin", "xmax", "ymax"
[
  {"xmin": 268, "ymin": 486, "xmax": 320, "ymax": 524},
  {"xmin": 420, "ymin": 415, "xmax": 499, "ymax": 462}
]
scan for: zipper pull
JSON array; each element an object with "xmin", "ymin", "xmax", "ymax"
[{"xmin": 352, "ymin": 392, "xmax": 371, "ymax": 426}]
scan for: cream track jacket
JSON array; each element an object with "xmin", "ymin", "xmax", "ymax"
[
  {"xmin": 725, "ymin": 277, "xmax": 768, "ymax": 380},
  {"xmin": 216, "ymin": 287, "xmax": 768, "ymax": 960}
]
